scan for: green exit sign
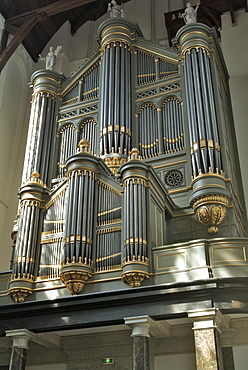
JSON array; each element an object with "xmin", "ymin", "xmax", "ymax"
[{"xmin": 102, "ymin": 358, "xmax": 114, "ymax": 364}]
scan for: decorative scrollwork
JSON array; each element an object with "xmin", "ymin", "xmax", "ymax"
[
  {"xmin": 8, "ymin": 288, "xmax": 32, "ymax": 303},
  {"xmin": 121, "ymin": 271, "xmax": 149, "ymax": 288},
  {"xmin": 192, "ymin": 195, "xmax": 230, "ymax": 234},
  {"xmin": 60, "ymin": 270, "xmax": 92, "ymax": 295}
]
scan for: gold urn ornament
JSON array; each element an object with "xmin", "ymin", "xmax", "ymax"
[{"xmin": 191, "ymin": 195, "xmax": 230, "ymax": 234}]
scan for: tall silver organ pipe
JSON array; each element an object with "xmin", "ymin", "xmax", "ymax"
[
  {"xmin": 96, "ymin": 181, "xmax": 122, "ymax": 272},
  {"xmin": 8, "ymin": 174, "xmax": 48, "ymax": 303},
  {"xmin": 63, "ymin": 169, "xmax": 95, "ymax": 266},
  {"xmin": 22, "ymin": 93, "xmax": 57, "ymax": 185},
  {"xmin": 39, "ymin": 184, "xmax": 67, "ymax": 279},
  {"xmin": 58, "ymin": 124, "xmax": 78, "ymax": 177},
  {"xmin": 137, "ymin": 50, "xmax": 156, "ymax": 85},
  {"xmin": 184, "ymin": 48, "xmax": 223, "ymax": 177},
  {"xmin": 159, "ymin": 58, "xmax": 178, "ymax": 79},
  {"xmin": 80, "ymin": 118, "xmax": 97, "ymax": 156},
  {"xmin": 99, "ymin": 41, "xmax": 132, "ymax": 156},
  {"xmin": 123, "ymin": 178, "xmax": 147, "ymax": 262},
  {"xmin": 82, "ymin": 63, "xmax": 99, "ymax": 101},
  {"xmin": 22, "ymin": 71, "xmax": 63, "ymax": 186},
  {"xmin": 138, "ymin": 103, "xmax": 159, "ymax": 158},
  {"xmin": 162, "ymin": 97, "xmax": 184, "ymax": 154}
]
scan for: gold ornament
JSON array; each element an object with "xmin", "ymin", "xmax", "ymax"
[
  {"xmin": 103, "ymin": 157, "xmax": 127, "ymax": 176},
  {"xmin": 8, "ymin": 288, "xmax": 32, "ymax": 303},
  {"xmin": 60, "ymin": 270, "xmax": 92, "ymax": 295},
  {"xmin": 77, "ymin": 138, "xmax": 92, "ymax": 154},
  {"xmin": 121, "ymin": 271, "xmax": 149, "ymax": 288},
  {"xmin": 192, "ymin": 195, "xmax": 230, "ymax": 234}
]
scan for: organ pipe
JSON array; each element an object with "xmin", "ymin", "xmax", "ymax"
[
  {"xmin": 99, "ymin": 42, "xmax": 132, "ymax": 159},
  {"xmin": 120, "ymin": 155, "xmax": 149, "ymax": 288},
  {"xmin": 184, "ymin": 48, "xmax": 223, "ymax": 177}
]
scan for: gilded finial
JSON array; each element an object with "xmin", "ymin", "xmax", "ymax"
[
  {"xmin": 129, "ymin": 148, "xmax": 141, "ymax": 161},
  {"xmin": 32, "ymin": 171, "xmax": 40, "ymax": 179},
  {"xmin": 77, "ymin": 138, "xmax": 92, "ymax": 154}
]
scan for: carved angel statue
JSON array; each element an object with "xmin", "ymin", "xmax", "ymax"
[
  {"xmin": 108, "ymin": 0, "xmax": 125, "ymax": 18},
  {"xmin": 182, "ymin": 2, "xmax": 199, "ymax": 24},
  {"xmin": 39, "ymin": 46, "xmax": 62, "ymax": 70}
]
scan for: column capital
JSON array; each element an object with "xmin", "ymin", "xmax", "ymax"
[
  {"xmin": 5, "ymin": 329, "xmax": 36, "ymax": 349},
  {"xmin": 188, "ymin": 308, "xmax": 226, "ymax": 333},
  {"xmin": 124, "ymin": 315, "xmax": 154, "ymax": 337}
]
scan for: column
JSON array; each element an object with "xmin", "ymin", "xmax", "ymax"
[
  {"xmin": 125, "ymin": 316, "xmax": 152, "ymax": 370},
  {"xmin": 188, "ymin": 309, "xmax": 224, "ymax": 370},
  {"xmin": 8, "ymin": 173, "xmax": 48, "ymax": 303},
  {"xmin": 119, "ymin": 149, "xmax": 149, "ymax": 288},
  {"xmin": 97, "ymin": 17, "xmax": 143, "ymax": 175},
  {"xmin": 22, "ymin": 70, "xmax": 64, "ymax": 187},
  {"xmin": 6, "ymin": 329, "xmax": 34, "ymax": 370},
  {"xmin": 5, "ymin": 329, "xmax": 59, "ymax": 370},
  {"xmin": 174, "ymin": 24, "xmax": 231, "ymax": 235},
  {"xmin": 60, "ymin": 139, "xmax": 97, "ymax": 295}
]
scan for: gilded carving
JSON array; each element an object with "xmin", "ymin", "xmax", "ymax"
[
  {"xmin": 191, "ymin": 195, "xmax": 230, "ymax": 234},
  {"xmin": 77, "ymin": 138, "xmax": 92, "ymax": 154},
  {"xmin": 103, "ymin": 157, "xmax": 127, "ymax": 176},
  {"xmin": 121, "ymin": 271, "xmax": 149, "ymax": 288},
  {"xmin": 123, "ymin": 256, "xmax": 149, "ymax": 264},
  {"xmin": 8, "ymin": 288, "xmax": 32, "ymax": 303},
  {"xmin": 60, "ymin": 270, "xmax": 92, "ymax": 295}
]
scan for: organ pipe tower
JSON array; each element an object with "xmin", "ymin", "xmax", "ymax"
[{"xmin": 7, "ymin": 15, "xmax": 247, "ymax": 303}]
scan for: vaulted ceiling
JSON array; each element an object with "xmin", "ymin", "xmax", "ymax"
[{"xmin": 0, "ymin": 0, "xmax": 247, "ymax": 73}]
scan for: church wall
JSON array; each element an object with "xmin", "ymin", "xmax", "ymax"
[
  {"xmin": 0, "ymin": 16, "xmax": 35, "ymax": 271},
  {"xmin": 221, "ymin": 11, "xmax": 248, "ymax": 214},
  {"xmin": 233, "ymin": 346, "xmax": 248, "ymax": 370}
]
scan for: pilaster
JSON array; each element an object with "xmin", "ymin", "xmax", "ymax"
[{"xmin": 188, "ymin": 309, "xmax": 224, "ymax": 370}]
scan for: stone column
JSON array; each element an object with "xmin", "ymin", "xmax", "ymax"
[
  {"xmin": 6, "ymin": 329, "xmax": 34, "ymax": 370},
  {"xmin": 188, "ymin": 309, "xmax": 224, "ymax": 370},
  {"xmin": 125, "ymin": 315, "xmax": 152, "ymax": 370}
]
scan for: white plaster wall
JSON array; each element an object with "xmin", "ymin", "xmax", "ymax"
[
  {"xmin": 0, "ymin": 16, "xmax": 35, "ymax": 271},
  {"xmin": 221, "ymin": 10, "xmax": 248, "ymax": 216},
  {"xmin": 233, "ymin": 346, "xmax": 248, "ymax": 370},
  {"xmin": 26, "ymin": 365, "xmax": 67, "ymax": 370},
  {"xmin": 154, "ymin": 353, "xmax": 196, "ymax": 369}
]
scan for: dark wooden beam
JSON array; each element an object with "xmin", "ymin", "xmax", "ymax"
[
  {"xmin": 71, "ymin": 0, "xmax": 108, "ymax": 34},
  {"xmin": 0, "ymin": 16, "xmax": 39, "ymax": 73},
  {"xmin": 228, "ymin": 0, "xmax": 236, "ymax": 26},
  {"xmin": 6, "ymin": 0, "xmax": 97, "ymax": 24},
  {"xmin": 201, "ymin": 5, "xmax": 221, "ymax": 30},
  {"xmin": 0, "ymin": 0, "xmax": 98, "ymax": 73},
  {"xmin": 4, "ymin": 23, "xmax": 19, "ymax": 35},
  {"xmin": 0, "ymin": 29, "xmax": 9, "ymax": 55}
]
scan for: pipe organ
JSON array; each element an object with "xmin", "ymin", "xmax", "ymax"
[{"xmin": 8, "ymin": 16, "xmax": 247, "ymax": 303}]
